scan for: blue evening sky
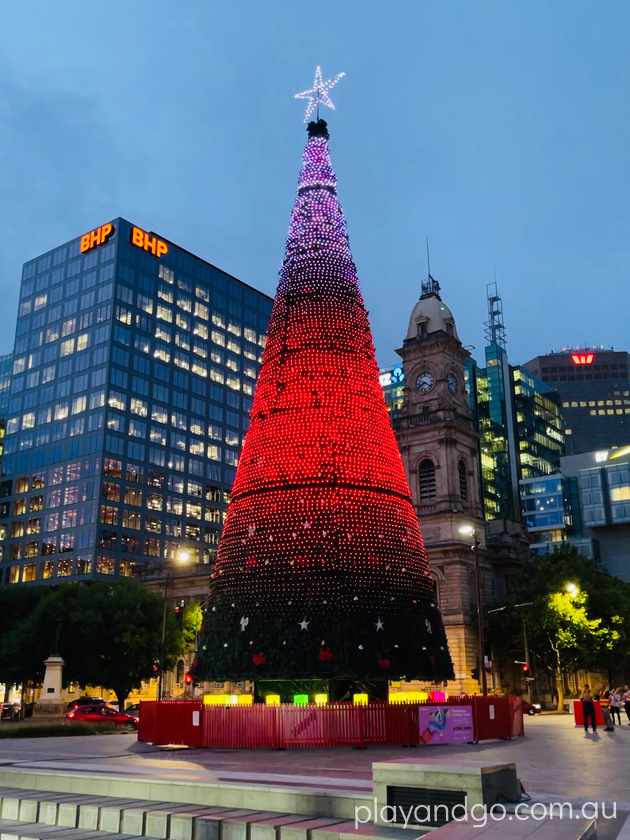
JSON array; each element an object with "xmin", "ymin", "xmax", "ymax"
[{"xmin": 0, "ymin": 1, "xmax": 628, "ymax": 369}]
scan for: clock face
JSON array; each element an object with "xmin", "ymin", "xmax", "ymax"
[
  {"xmin": 447, "ymin": 373, "xmax": 458, "ymax": 394},
  {"xmin": 415, "ymin": 372, "xmax": 435, "ymax": 393}
]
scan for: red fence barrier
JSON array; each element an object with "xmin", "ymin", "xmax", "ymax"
[
  {"xmin": 138, "ymin": 696, "xmax": 523, "ymax": 749},
  {"xmin": 573, "ymin": 700, "xmax": 606, "ymax": 728}
]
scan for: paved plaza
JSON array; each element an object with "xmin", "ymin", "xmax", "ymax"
[
  {"xmin": 0, "ymin": 715, "xmax": 629, "ymax": 837},
  {"xmin": 0, "ymin": 715, "xmax": 628, "ymax": 807}
]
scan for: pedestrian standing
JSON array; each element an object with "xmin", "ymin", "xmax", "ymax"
[
  {"xmin": 581, "ymin": 685, "xmax": 596, "ymax": 732},
  {"xmin": 610, "ymin": 687, "xmax": 622, "ymax": 726},
  {"xmin": 623, "ymin": 685, "xmax": 630, "ymax": 724},
  {"xmin": 595, "ymin": 684, "xmax": 613, "ymax": 731}
]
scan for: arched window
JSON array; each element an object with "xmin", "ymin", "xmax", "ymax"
[
  {"xmin": 458, "ymin": 460, "xmax": 468, "ymax": 500},
  {"xmin": 431, "ymin": 577, "xmax": 440, "ymax": 606},
  {"xmin": 419, "ymin": 459, "xmax": 436, "ymax": 500},
  {"xmin": 176, "ymin": 659, "xmax": 185, "ymax": 686}
]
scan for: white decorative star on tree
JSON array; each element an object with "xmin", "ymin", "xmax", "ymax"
[
  {"xmin": 295, "ymin": 66, "xmax": 345, "ymax": 122},
  {"xmin": 299, "ymin": 618, "xmax": 310, "ymax": 630},
  {"xmin": 375, "ymin": 618, "xmax": 384, "ymax": 631}
]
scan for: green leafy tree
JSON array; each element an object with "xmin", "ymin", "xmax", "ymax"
[
  {"xmin": 0, "ymin": 586, "xmax": 46, "ymax": 693},
  {"xmin": 489, "ymin": 545, "xmax": 630, "ymax": 703},
  {"xmin": 0, "ymin": 580, "xmax": 193, "ymax": 708}
]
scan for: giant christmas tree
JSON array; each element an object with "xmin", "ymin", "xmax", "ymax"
[{"xmin": 196, "ymin": 80, "xmax": 453, "ymax": 688}]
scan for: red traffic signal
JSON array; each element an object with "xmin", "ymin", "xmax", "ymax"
[
  {"xmin": 185, "ymin": 672, "xmax": 193, "ymax": 685},
  {"xmin": 522, "ymin": 664, "xmax": 530, "ymax": 672}
]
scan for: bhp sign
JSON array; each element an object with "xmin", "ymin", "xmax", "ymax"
[
  {"xmin": 80, "ymin": 223, "xmax": 115, "ymax": 253},
  {"xmin": 131, "ymin": 226, "xmax": 168, "ymax": 257}
]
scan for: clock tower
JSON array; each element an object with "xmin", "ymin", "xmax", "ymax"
[{"xmin": 394, "ymin": 278, "xmax": 491, "ymax": 695}]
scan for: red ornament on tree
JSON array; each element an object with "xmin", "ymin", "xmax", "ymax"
[
  {"xmin": 252, "ymin": 652, "xmax": 266, "ymax": 666},
  {"xmin": 318, "ymin": 647, "xmax": 333, "ymax": 662},
  {"xmin": 377, "ymin": 659, "xmax": 391, "ymax": 670}
]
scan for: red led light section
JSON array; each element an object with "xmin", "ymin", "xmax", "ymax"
[
  {"xmin": 571, "ymin": 353, "xmax": 594, "ymax": 365},
  {"xmin": 195, "ymin": 120, "xmax": 454, "ymax": 684}
]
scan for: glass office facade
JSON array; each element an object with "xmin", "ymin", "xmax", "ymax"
[
  {"xmin": 379, "ymin": 364, "xmax": 405, "ymax": 423},
  {"xmin": 513, "ymin": 367, "xmax": 564, "ymax": 479},
  {"xmin": 466, "ymin": 361, "xmax": 564, "ymax": 523},
  {"xmin": 0, "ymin": 218, "xmax": 273, "ymax": 585},
  {"xmin": 523, "ymin": 349, "xmax": 630, "ymax": 455},
  {"xmin": 0, "ymin": 352, "xmax": 13, "ymax": 419}
]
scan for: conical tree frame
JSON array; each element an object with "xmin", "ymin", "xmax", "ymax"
[{"xmin": 195, "ymin": 120, "xmax": 454, "ymax": 684}]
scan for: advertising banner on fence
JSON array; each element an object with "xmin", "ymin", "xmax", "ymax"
[{"xmin": 419, "ymin": 705, "xmax": 474, "ymax": 744}]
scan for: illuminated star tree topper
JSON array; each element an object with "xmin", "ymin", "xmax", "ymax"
[{"xmin": 295, "ymin": 66, "xmax": 345, "ymax": 122}]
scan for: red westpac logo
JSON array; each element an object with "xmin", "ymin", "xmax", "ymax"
[
  {"xmin": 131, "ymin": 226, "xmax": 168, "ymax": 257},
  {"xmin": 571, "ymin": 353, "xmax": 594, "ymax": 365},
  {"xmin": 80, "ymin": 223, "xmax": 115, "ymax": 253}
]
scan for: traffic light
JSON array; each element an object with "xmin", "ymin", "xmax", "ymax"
[
  {"xmin": 471, "ymin": 667, "xmax": 480, "ymax": 681},
  {"xmin": 526, "ymin": 677, "xmax": 534, "ymax": 686},
  {"xmin": 174, "ymin": 603, "xmax": 184, "ymax": 625},
  {"xmin": 185, "ymin": 672, "xmax": 193, "ymax": 685},
  {"xmin": 153, "ymin": 661, "xmax": 161, "ymax": 675},
  {"xmin": 522, "ymin": 664, "xmax": 530, "ymax": 673}
]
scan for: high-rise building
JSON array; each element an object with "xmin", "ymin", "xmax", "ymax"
[
  {"xmin": 0, "ymin": 218, "xmax": 273, "ymax": 587},
  {"xmin": 0, "ymin": 352, "xmax": 13, "ymax": 419},
  {"xmin": 523, "ymin": 348, "xmax": 630, "ymax": 455},
  {"xmin": 519, "ymin": 447, "xmax": 630, "ymax": 581},
  {"xmin": 465, "ymin": 285, "xmax": 565, "ymax": 524}
]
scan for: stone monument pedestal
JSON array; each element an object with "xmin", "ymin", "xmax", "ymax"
[{"xmin": 34, "ymin": 655, "xmax": 65, "ymax": 716}]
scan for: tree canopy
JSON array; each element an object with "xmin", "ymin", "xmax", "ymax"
[
  {"xmin": 488, "ymin": 544, "xmax": 630, "ymax": 699},
  {"xmin": 0, "ymin": 579, "xmax": 197, "ymax": 706}
]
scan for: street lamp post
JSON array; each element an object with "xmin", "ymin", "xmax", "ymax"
[
  {"xmin": 157, "ymin": 549, "xmax": 191, "ymax": 702},
  {"xmin": 460, "ymin": 525, "xmax": 487, "ymax": 697}
]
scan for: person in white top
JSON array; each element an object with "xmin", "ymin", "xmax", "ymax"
[{"xmin": 609, "ymin": 687, "xmax": 622, "ymax": 726}]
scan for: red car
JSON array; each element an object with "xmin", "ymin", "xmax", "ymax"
[{"xmin": 65, "ymin": 704, "xmax": 137, "ymax": 729}]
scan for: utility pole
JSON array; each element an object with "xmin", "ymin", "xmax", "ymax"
[
  {"xmin": 472, "ymin": 533, "xmax": 488, "ymax": 697},
  {"xmin": 521, "ymin": 605, "xmax": 532, "ymax": 704}
]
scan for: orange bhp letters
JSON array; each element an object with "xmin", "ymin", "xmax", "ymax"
[
  {"xmin": 80, "ymin": 223, "xmax": 115, "ymax": 253},
  {"xmin": 131, "ymin": 226, "xmax": 168, "ymax": 258}
]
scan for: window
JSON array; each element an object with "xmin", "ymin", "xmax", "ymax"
[
  {"xmin": 123, "ymin": 510, "xmax": 141, "ymax": 529},
  {"xmin": 103, "ymin": 458, "xmax": 122, "ymax": 478},
  {"xmin": 458, "ymin": 460, "xmax": 468, "ymax": 501},
  {"xmin": 108, "ymin": 391, "xmax": 126, "ymax": 411},
  {"xmin": 147, "ymin": 492, "xmax": 163, "ymax": 511},
  {"xmin": 419, "ymin": 459, "xmax": 436, "ymax": 500},
  {"xmin": 102, "ymin": 482, "xmax": 120, "ymax": 501},
  {"xmin": 100, "ymin": 505, "xmax": 118, "ymax": 525},
  {"xmin": 125, "ymin": 487, "xmax": 143, "ymax": 506},
  {"xmin": 130, "ymin": 398, "xmax": 148, "ymax": 417},
  {"xmin": 157, "ymin": 305, "xmax": 173, "ymax": 323}
]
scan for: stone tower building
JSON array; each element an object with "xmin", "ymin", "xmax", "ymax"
[{"xmin": 394, "ymin": 281, "xmax": 493, "ymax": 695}]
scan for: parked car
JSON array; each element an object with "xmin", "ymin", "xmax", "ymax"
[
  {"xmin": 124, "ymin": 703, "xmax": 141, "ymax": 719},
  {"xmin": 65, "ymin": 704, "xmax": 137, "ymax": 729},
  {"xmin": 522, "ymin": 700, "xmax": 542, "ymax": 716},
  {"xmin": 66, "ymin": 696, "xmax": 105, "ymax": 712},
  {"xmin": 0, "ymin": 703, "xmax": 20, "ymax": 721}
]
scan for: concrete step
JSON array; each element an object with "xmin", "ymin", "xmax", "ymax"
[
  {"xmin": 0, "ymin": 818, "xmax": 162, "ymax": 840},
  {"xmin": 0, "ymin": 789, "xmax": 427, "ymax": 840}
]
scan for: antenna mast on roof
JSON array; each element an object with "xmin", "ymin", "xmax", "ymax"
[
  {"xmin": 421, "ymin": 236, "xmax": 441, "ymax": 297},
  {"xmin": 485, "ymin": 275, "xmax": 507, "ymax": 349}
]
